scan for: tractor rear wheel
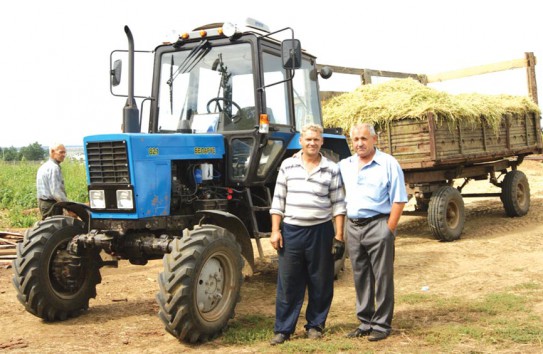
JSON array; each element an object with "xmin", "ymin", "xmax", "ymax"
[
  {"xmin": 157, "ymin": 225, "xmax": 243, "ymax": 343},
  {"xmin": 12, "ymin": 216, "xmax": 102, "ymax": 321}
]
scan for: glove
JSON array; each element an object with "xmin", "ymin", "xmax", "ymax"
[{"xmin": 331, "ymin": 239, "xmax": 345, "ymax": 261}]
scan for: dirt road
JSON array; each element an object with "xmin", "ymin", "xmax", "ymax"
[{"xmin": 1, "ymin": 160, "xmax": 542, "ymax": 353}]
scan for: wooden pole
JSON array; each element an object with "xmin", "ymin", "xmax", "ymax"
[{"xmin": 525, "ymin": 52, "xmax": 538, "ymax": 104}]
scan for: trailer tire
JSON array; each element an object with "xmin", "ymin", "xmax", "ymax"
[
  {"xmin": 12, "ymin": 216, "xmax": 102, "ymax": 321},
  {"xmin": 501, "ymin": 170, "xmax": 530, "ymax": 217},
  {"xmin": 157, "ymin": 225, "xmax": 243, "ymax": 343},
  {"xmin": 428, "ymin": 186, "xmax": 465, "ymax": 241}
]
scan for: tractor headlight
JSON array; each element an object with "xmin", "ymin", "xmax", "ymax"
[
  {"xmin": 89, "ymin": 190, "xmax": 106, "ymax": 209},
  {"xmin": 221, "ymin": 22, "xmax": 238, "ymax": 37},
  {"xmin": 116, "ymin": 189, "xmax": 134, "ymax": 209}
]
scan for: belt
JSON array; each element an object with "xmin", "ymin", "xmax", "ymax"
[{"xmin": 349, "ymin": 214, "xmax": 389, "ymax": 226}]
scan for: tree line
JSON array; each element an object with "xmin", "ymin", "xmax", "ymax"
[{"xmin": 0, "ymin": 142, "xmax": 46, "ymax": 161}]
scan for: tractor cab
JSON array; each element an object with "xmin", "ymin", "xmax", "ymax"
[{"xmin": 112, "ymin": 19, "xmax": 334, "ymax": 187}]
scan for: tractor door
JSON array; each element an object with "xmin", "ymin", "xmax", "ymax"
[
  {"xmin": 226, "ymin": 47, "xmax": 297, "ymax": 186},
  {"xmin": 227, "ymin": 42, "xmax": 329, "ymax": 186}
]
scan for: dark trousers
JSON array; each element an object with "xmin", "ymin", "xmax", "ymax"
[
  {"xmin": 347, "ymin": 217, "xmax": 395, "ymax": 334},
  {"xmin": 274, "ymin": 221, "xmax": 335, "ymax": 335},
  {"xmin": 38, "ymin": 199, "xmax": 63, "ymax": 220}
]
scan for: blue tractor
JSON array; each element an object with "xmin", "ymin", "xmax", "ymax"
[{"xmin": 13, "ymin": 19, "xmax": 351, "ymax": 343}]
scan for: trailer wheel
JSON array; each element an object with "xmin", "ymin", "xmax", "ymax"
[
  {"xmin": 428, "ymin": 186, "xmax": 465, "ymax": 241},
  {"xmin": 12, "ymin": 216, "xmax": 102, "ymax": 321},
  {"xmin": 157, "ymin": 225, "xmax": 243, "ymax": 343},
  {"xmin": 501, "ymin": 170, "xmax": 530, "ymax": 217}
]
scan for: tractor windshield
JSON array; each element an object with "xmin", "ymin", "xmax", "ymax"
[
  {"xmin": 158, "ymin": 42, "xmax": 256, "ymax": 133},
  {"xmin": 156, "ymin": 40, "xmax": 323, "ymax": 134}
]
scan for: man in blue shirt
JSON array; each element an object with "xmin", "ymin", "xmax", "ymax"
[
  {"xmin": 339, "ymin": 123, "xmax": 408, "ymax": 342},
  {"xmin": 36, "ymin": 143, "xmax": 69, "ymax": 219}
]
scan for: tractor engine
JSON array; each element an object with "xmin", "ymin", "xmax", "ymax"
[{"xmin": 170, "ymin": 160, "xmax": 230, "ymax": 215}]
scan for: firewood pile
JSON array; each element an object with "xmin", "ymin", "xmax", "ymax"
[{"xmin": 0, "ymin": 231, "xmax": 23, "ymax": 267}]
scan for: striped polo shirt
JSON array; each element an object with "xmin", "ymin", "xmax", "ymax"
[{"xmin": 270, "ymin": 154, "xmax": 346, "ymax": 227}]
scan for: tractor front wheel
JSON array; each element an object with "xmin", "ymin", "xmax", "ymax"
[
  {"xmin": 12, "ymin": 216, "xmax": 102, "ymax": 321},
  {"xmin": 157, "ymin": 225, "xmax": 243, "ymax": 343}
]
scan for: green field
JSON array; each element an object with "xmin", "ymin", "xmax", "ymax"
[{"xmin": 0, "ymin": 161, "xmax": 88, "ymax": 228}]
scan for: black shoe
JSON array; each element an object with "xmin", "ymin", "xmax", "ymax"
[
  {"xmin": 270, "ymin": 333, "xmax": 289, "ymax": 345},
  {"xmin": 346, "ymin": 328, "xmax": 372, "ymax": 338},
  {"xmin": 368, "ymin": 330, "xmax": 389, "ymax": 341}
]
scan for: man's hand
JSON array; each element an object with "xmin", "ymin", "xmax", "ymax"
[
  {"xmin": 270, "ymin": 230, "xmax": 283, "ymax": 250},
  {"xmin": 331, "ymin": 238, "xmax": 345, "ymax": 261}
]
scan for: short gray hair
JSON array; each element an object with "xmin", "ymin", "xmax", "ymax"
[
  {"xmin": 350, "ymin": 123, "xmax": 376, "ymax": 137},
  {"xmin": 49, "ymin": 142, "xmax": 65, "ymax": 152},
  {"xmin": 48, "ymin": 143, "xmax": 66, "ymax": 159}
]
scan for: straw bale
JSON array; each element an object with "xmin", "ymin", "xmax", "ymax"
[{"xmin": 322, "ymin": 78, "xmax": 540, "ymax": 135}]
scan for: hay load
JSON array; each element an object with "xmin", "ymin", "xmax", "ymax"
[
  {"xmin": 322, "ymin": 78, "xmax": 541, "ymax": 135},
  {"xmin": 322, "ymin": 77, "xmax": 542, "ymax": 169}
]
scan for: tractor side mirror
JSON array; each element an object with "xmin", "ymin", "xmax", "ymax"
[
  {"xmin": 281, "ymin": 39, "xmax": 302, "ymax": 70},
  {"xmin": 111, "ymin": 59, "xmax": 122, "ymax": 87},
  {"xmin": 319, "ymin": 66, "xmax": 333, "ymax": 79}
]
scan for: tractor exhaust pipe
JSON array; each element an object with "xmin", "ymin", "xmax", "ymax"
[{"xmin": 122, "ymin": 26, "xmax": 140, "ymax": 133}]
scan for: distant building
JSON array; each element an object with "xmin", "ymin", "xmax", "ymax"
[{"xmin": 66, "ymin": 146, "xmax": 85, "ymax": 162}]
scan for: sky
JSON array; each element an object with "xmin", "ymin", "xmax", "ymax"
[{"xmin": 1, "ymin": 0, "xmax": 541, "ymax": 148}]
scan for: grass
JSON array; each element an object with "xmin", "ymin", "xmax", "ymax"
[
  {"xmin": 221, "ymin": 315, "xmax": 275, "ymax": 344},
  {"xmin": 0, "ymin": 160, "xmax": 88, "ymax": 228},
  {"xmin": 395, "ymin": 285, "xmax": 542, "ymax": 351},
  {"xmin": 217, "ymin": 284, "xmax": 543, "ymax": 353}
]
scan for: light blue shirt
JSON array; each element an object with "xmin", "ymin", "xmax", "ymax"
[{"xmin": 339, "ymin": 149, "xmax": 407, "ymax": 218}]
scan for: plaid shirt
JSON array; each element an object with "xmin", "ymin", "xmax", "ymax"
[{"xmin": 36, "ymin": 158, "xmax": 68, "ymax": 202}]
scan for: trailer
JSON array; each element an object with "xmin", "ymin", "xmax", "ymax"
[
  {"xmin": 377, "ymin": 110, "xmax": 542, "ymax": 241},
  {"xmin": 320, "ymin": 53, "xmax": 542, "ymax": 240}
]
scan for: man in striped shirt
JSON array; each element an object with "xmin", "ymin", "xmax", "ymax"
[{"xmin": 269, "ymin": 124, "xmax": 346, "ymax": 345}]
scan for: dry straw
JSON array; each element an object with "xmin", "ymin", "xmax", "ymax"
[{"xmin": 322, "ymin": 78, "xmax": 541, "ymax": 135}]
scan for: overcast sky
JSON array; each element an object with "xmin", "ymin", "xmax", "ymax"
[{"xmin": 1, "ymin": 0, "xmax": 541, "ymax": 147}]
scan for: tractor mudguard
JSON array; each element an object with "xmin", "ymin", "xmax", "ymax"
[
  {"xmin": 55, "ymin": 201, "xmax": 91, "ymax": 228},
  {"xmin": 195, "ymin": 210, "xmax": 255, "ymax": 272}
]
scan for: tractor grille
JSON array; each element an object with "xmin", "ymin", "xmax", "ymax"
[{"xmin": 86, "ymin": 141, "xmax": 130, "ymax": 184}]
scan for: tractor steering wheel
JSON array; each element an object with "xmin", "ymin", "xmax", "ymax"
[{"xmin": 206, "ymin": 97, "xmax": 243, "ymax": 123}]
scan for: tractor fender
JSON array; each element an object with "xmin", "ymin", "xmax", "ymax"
[
  {"xmin": 55, "ymin": 201, "xmax": 91, "ymax": 229},
  {"xmin": 195, "ymin": 210, "xmax": 255, "ymax": 272}
]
